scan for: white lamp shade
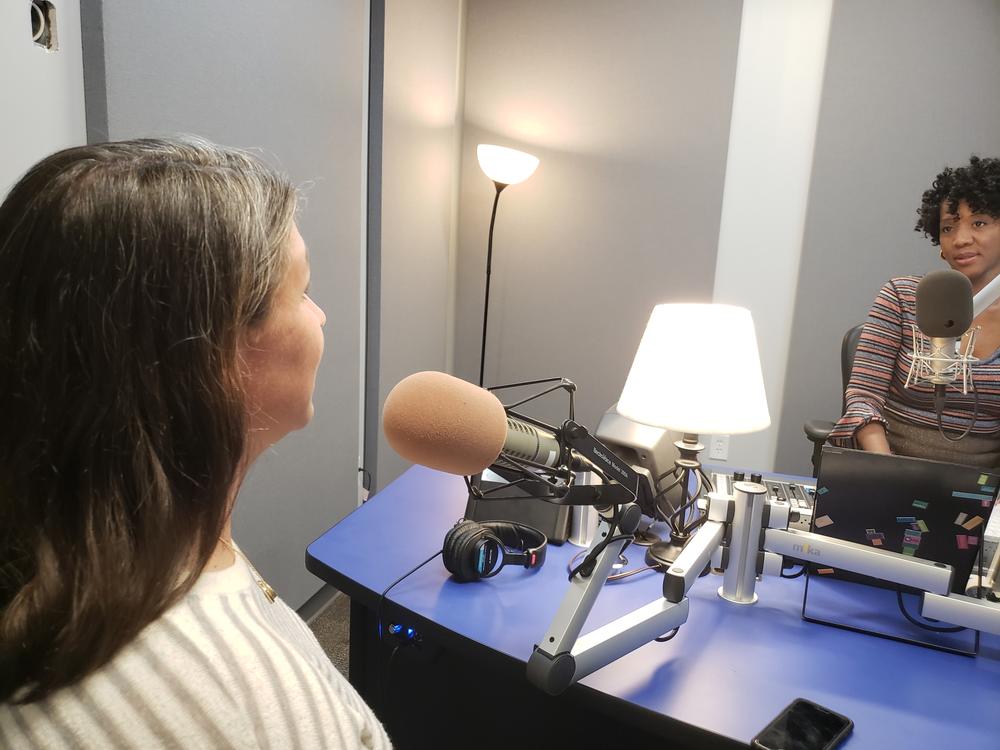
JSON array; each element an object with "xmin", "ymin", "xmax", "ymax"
[
  {"xmin": 617, "ymin": 304, "xmax": 770, "ymax": 435},
  {"xmin": 477, "ymin": 144, "xmax": 539, "ymax": 185}
]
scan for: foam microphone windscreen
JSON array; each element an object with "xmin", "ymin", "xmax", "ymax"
[
  {"xmin": 382, "ymin": 371, "xmax": 508, "ymax": 476},
  {"xmin": 916, "ymin": 269, "xmax": 973, "ymax": 338}
]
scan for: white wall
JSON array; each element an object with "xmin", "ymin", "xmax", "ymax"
[
  {"xmin": 376, "ymin": 0, "xmax": 466, "ymax": 488},
  {"xmin": 0, "ymin": 0, "xmax": 86, "ymax": 196},
  {"xmin": 452, "ymin": 0, "xmax": 743, "ymax": 434},
  {"xmin": 712, "ymin": 0, "xmax": 833, "ymax": 472}
]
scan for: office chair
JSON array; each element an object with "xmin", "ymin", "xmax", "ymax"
[{"xmin": 802, "ymin": 323, "xmax": 865, "ymax": 477}]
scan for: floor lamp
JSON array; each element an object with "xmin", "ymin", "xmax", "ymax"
[
  {"xmin": 475, "ymin": 144, "xmax": 539, "ymax": 387},
  {"xmin": 616, "ymin": 303, "xmax": 771, "ymax": 566}
]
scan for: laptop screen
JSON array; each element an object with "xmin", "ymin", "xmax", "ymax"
[{"xmin": 811, "ymin": 447, "xmax": 999, "ymax": 594}]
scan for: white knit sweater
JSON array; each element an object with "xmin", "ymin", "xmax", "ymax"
[{"xmin": 0, "ymin": 552, "xmax": 392, "ymax": 749}]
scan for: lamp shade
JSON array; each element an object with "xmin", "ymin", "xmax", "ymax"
[
  {"xmin": 477, "ymin": 144, "xmax": 539, "ymax": 185},
  {"xmin": 616, "ymin": 304, "xmax": 770, "ymax": 435}
]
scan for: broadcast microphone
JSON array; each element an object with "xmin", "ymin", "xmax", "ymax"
[
  {"xmin": 911, "ymin": 269, "xmax": 974, "ymax": 386},
  {"xmin": 382, "ymin": 371, "xmax": 563, "ymax": 476}
]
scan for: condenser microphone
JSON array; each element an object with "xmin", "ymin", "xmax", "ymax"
[
  {"xmin": 916, "ymin": 269, "xmax": 973, "ymax": 337},
  {"xmin": 382, "ymin": 371, "xmax": 564, "ymax": 476},
  {"xmin": 912, "ymin": 270, "xmax": 974, "ymax": 385}
]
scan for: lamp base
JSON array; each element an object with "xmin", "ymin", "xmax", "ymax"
[
  {"xmin": 632, "ymin": 527, "xmax": 661, "ymax": 546},
  {"xmin": 644, "ymin": 533, "xmax": 690, "ymax": 567}
]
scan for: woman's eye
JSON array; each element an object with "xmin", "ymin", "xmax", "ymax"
[{"xmin": 941, "ymin": 225, "xmax": 953, "ymax": 233}]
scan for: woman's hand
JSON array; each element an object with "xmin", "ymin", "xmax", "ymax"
[{"xmin": 857, "ymin": 422, "xmax": 892, "ymax": 454}]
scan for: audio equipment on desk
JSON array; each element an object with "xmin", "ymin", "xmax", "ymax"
[
  {"xmin": 382, "ymin": 371, "xmax": 642, "ymax": 563},
  {"xmin": 594, "ymin": 404, "xmax": 680, "ymax": 519},
  {"xmin": 711, "ymin": 471, "xmax": 815, "ymax": 532},
  {"xmin": 442, "ymin": 519, "xmax": 547, "ymax": 582},
  {"xmin": 382, "ymin": 371, "xmax": 642, "ymax": 509}
]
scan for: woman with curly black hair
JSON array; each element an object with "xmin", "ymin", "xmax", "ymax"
[{"xmin": 829, "ymin": 156, "xmax": 1000, "ymax": 464}]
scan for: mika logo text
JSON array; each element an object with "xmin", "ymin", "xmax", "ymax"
[{"xmin": 792, "ymin": 543, "xmax": 821, "ymax": 557}]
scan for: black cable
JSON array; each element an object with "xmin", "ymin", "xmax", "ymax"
[
  {"xmin": 381, "ymin": 642, "xmax": 402, "ymax": 712},
  {"xmin": 376, "ymin": 549, "xmax": 443, "ymax": 641},
  {"xmin": 568, "ymin": 533, "xmax": 633, "ymax": 580},
  {"xmin": 567, "ymin": 548, "xmax": 661, "ymax": 581},
  {"xmin": 654, "ymin": 627, "xmax": 680, "ymax": 643},
  {"xmin": 780, "ymin": 564, "xmax": 806, "ymax": 579},
  {"xmin": 895, "ymin": 589, "xmax": 965, "ymax": 633},
  {"xmin": 669, "ymin": 471, "xmax": 703, "ymax": 534}
]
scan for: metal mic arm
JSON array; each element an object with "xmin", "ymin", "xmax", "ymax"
[
  {"xmin": 718, "ymin": 482, "xmax": 1000, "ymax": 635},
  {"xmin": 526, "ymin": 501, "xmax": 692, "ymax": 695},
  {"xmin": 527, "ymin": 489, "xmax": 731, "ymax": 695},
  {"xmin": 973, "ymin": 273, "xmax": 1000, "ymax": 319},
  {"xmin": 468, "ymin": 373, "xmax": 643, "ymax": 506},
  {"xmin": 524, "ymin": 476, "xmax": 1000, "ymax": 697},
  {"xmin": 764, "ymin": 527, "xmax": 1000, "ymax": 634}
]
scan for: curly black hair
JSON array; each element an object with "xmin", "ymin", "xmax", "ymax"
[{"xmin": 915, "ymin": 155, "xmax": 1000, "ymax": 245}]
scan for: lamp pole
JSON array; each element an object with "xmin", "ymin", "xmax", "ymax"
[
  {"xmin": 474, "ymin": 143, "xmax": 538, "ymax": 387},
  {"xmin": 479, "ymin": 180, "xmax": 507, "ymax": 387}
]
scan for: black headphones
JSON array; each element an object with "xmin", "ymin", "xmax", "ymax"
[{"xmin": 442, "ymin": 519, "xmax": 548, "ymax": 582}]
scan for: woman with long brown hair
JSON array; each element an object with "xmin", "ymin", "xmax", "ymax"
[{"xmin": 0, "ymin": 138, "xmax": 391, "ymax": 748}]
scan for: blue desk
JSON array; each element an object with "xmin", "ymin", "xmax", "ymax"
[{"xmin": 307, "ymin": 466, "xmax": 1000, "ymax": 749}]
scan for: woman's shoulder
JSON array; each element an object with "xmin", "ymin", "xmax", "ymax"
[
  {"xmin": 864, "ymin": 276, "xmax": 920, "ymax": 318},
  {"xmin": 1, "ymin": 590, "xmax": 389, "ymax": 749},
  {"xmin": 871, "ymin": 276, "xmax": 922, "ymax": 311},
  {"xmin": 885, "ymin": 275, "xmax": 922, "ymax": 295}
]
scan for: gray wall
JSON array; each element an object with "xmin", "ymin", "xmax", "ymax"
[
  {"xmin": 1, "ymin": 0, "xmax": 86, "ymax": 195},
  {"xmin": 775, "ymin": 0, "xmax": 1000, "ymax": 475},
  {"xmin": 452, "ymin": 0, "xmax": 743, "ymax": 433},
  {"xmin": 376, "ymin": 0, "xmax": 465, "ymax": 489},
  {"xmin": 90, "ymin": 1, "xmax": 369, "ymax": 608}
]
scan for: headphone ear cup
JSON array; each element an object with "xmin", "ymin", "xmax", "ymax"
[
  {"xmin": 443, "ymin": 520, "xmax": 486, "ymax": 582},
  {"xmin": 442, "ymin": 520, "xmax": 473, "ymax": 577}
]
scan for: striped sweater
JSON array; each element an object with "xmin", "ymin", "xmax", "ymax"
[
  {"xmin": 0, "ymin": 551, "xmax": 392, "ymax": 749},
  {"xmin": 829, "ymin": 276, "xmax": 1000, "ymax": 446}
]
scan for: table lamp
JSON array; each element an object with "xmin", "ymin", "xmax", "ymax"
[
  {"xmin": 616, "ymin": 303, "xmax": 771, "ymax": 566},
  {"xmin": 475, "ymin": 144, "xmax": 539, "ymax": 386}
]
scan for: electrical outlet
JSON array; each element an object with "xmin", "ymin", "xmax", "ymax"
[
  {"xmin": 31, "ymin": 1, "xmax": 59, "ymax": 51},
  {"xmin": 709, "ymin": 434, "xmax": 730, "ymax": 461}
]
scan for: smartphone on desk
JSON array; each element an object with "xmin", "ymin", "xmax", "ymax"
[{"xmin": 751, "ymin": 698, "xmax": 853, "ymax": 750}]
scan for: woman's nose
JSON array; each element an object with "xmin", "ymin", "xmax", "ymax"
[
  {"xmin": 309, "ymin": 296, "xmax": 327, "ymax": 327},
  {"xmin": 953, "ymin": 223, "xmax": 974, "ymax": 246}
]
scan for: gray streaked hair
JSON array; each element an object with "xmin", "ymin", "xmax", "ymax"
[{"xmin": 0, "ymin": 137, "xmax": 297, "ymax": 703}]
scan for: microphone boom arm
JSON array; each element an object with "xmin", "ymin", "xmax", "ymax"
[
  {"xmin": 528, "ymin": 479, "xmax": 1000, "ymax": 696},
  {"xmin": 468, "ymin": 377, "xmax": 641, "ymax": 507}
]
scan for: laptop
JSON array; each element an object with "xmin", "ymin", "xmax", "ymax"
[
  {"xmin": 802, "ymin": 447, "xmax": 999, "ymax": 654},
  {"xmin": 809, "ymin": 447, "xmax": 998, "ymax": 594}
]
